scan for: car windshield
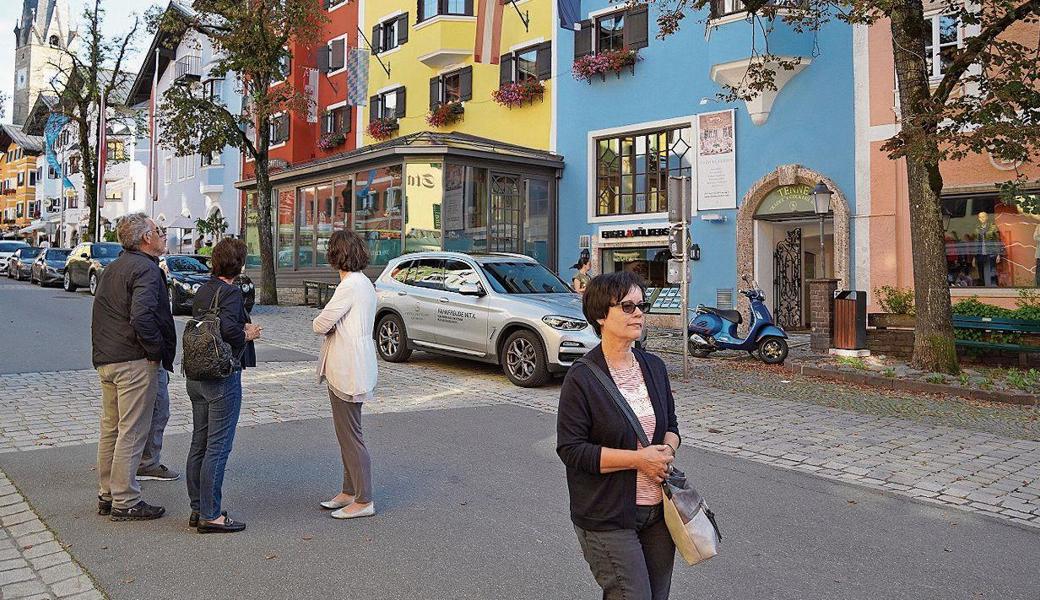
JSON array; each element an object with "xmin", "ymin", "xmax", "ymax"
[
  {"xmin": 46, "ymin": 249, "xmax": 70, "ymax": 261},
  {"xmin": 0, "ymin": 241, "xmax": 28, "ymax": 252},
  {"xmin": 166, "ymin": 256, "xmax": 209, "ymax": 273},
  {"xmin": 92, "ymin": 244, "xmax": 123, "ymax": 258},
  {"xmin": 21, "ymin": 248, "xmax": 43, "ymax": 258},
  {"xmin": 480, "ymin": 261, "xmax": 571, "ymax": 294}
]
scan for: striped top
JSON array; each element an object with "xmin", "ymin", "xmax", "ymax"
[{"xmin": 608, "ymin": 360, "xmax": 663, "ymax": 506}]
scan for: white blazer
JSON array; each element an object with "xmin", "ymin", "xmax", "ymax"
[{"xmin": 312, "ymin": 272, "xmax": 378, "ymax": 397}]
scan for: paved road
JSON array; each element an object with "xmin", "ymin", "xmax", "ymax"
[{"xmin": 4, "ymin": 405, "xmax": 1038, "ymax": 600}]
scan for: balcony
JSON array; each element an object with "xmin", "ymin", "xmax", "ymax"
[
  {"xmin": 413, "ymin": 16, "xmax": 476, "ymax": 69},
  {"xmin": 175, "ymin": 55, "xmax": 202, "ymax": 84},
  {"xmin": 709, "ymin": 0, "xmax": 808, "ymax": 20}
]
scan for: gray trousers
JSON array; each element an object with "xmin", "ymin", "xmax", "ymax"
[
  {"xmin": 97, "ymin": 359, "xmax": 158, "ymax": 509},
  {"xmin": 328, "ymin": 390, "xmax": 373, "ymax": 503},
  {"xmin": 139, "ymin": 368, "xmax": 170, "ymax": 471},
  {"xmin": 574, "ymin": 504, "xmax": 676, "ymax": 600}
]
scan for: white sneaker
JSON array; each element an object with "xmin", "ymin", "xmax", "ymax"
[{"xmin": 331, "ymin": 504, "xmax": 375, "ymax": 520}]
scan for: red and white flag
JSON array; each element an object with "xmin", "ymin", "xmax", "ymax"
[{"xmin": 474, "ymin": 0, "xmax": 505, "ymax": 65}]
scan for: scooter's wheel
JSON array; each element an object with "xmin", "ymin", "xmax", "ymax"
[
  {"xmin": 688, "ymin": 342, "xmax": 713, "ymax": 359},
  {"xmin": 758, "ymin": 336, "xmax": 789, "ymax": 364}
]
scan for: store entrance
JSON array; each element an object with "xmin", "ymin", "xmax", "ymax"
[{"xmin": 754, "ymin": 218, "xmax": 832, "ymax": 330}]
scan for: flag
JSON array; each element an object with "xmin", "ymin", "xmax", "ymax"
[
  {"xmin": 558, "ymin": 0, "xmax": 582, "ymax": 30},
  {"xmin": 149, "ymin": 48, "xmax": 159, "ymax": 203},
  {"xmin": 43, "ymin": 113, "xmax": 72, "ymax": 190},
  {"xmin": 474, "ymin": 0, "xmax": 505, "ymax": 64},
  {"xmin": 346, "ymin": 47, "xmax": 369, "ymax": 106},
  {"xmin": 96, "ymin": 92, "xmax": 107, "ymax": 210}
]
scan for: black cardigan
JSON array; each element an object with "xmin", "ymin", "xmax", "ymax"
[
  {"xmin": 192, "ymin": 278, "xmax": 256, "ymax": 369},
  {"xmin": 556, "ymin": 345, "xmax": 681, "ymax": 531}
]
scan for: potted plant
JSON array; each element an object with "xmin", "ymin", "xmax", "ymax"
[
  {"xmin": 491, "ymin": 80, "xmax": 546, "ymax": 108},
  {"xmin": 426, "ymin": 101, "xmax": 465, "ymax": 127},
  {"xmin": 367, "ymin": 117, "xmax": 399, "ymax": 141},
  {"xmin": 868, "ymin": 286, "xmax": 917, "ymax": 329},
  {"xmin": 317, "ymin": 131, "xmax": 347, "ymax": 151},
  {"xmin": 572, "ymin": 48, "xmax": 639, "ymax": 83}
]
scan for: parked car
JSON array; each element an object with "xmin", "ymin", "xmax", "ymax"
[
  {"xmin": 374, "ymin": 252, "xmax": 601, "ymax": 387},
  {"xmin": 7, "ymin": 247, "xmax": 42, "ymax": 280},
  {"xmin": 161, "ymin": 254, "xmax": 256, "ymax": 315},
  {"xmin": 63, "ymin": 242, "xmax": 123, "ymax": 295},
  {"xmin": 0, "ymin": 240, "xmax": 29, "ymax": 274},
  {"xmin": 30, "ymin": 248, "xmax": 72, "ymax": 287}
]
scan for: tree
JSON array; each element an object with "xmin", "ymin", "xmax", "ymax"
[
  {"xmin": 651, "ymin": 0, "xmax": 1040, "ymax": 373},
  {"xmin": 48, "ymin": 0, "xmax": 141, "ymax": 243},
  {"xmin": 155, "ymin": 0, "xmax": 327, "ymax": 305},
  {"xmin": 0, "ymin": 91, "xmax": 6, "ymax": 121},
  {"xmin": 194, "ymin": 211, "xmax": 229, "ymax": 241}
]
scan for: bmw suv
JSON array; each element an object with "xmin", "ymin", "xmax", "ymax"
[{"xmin": 373, "ymin": 252, "xmax": 600, "ymax": 387}]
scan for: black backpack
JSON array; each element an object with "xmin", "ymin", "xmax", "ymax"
[{"xmin": 181, "ymin": 289, "xmax": 238, "ymax": 380}]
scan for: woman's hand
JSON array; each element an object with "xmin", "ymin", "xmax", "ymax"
[
  {"xmin": 634, "ymin": 445, "xmax": 674, "ymax": 483},
  {"xmin": 244, "ymin": 323, "xmax": 262, "ymax": 341}
]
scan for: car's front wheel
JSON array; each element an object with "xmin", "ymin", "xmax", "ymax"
[
  {"xmin": 88, "ymin": 271, "xmax": 99, "ymax": 296},
  {"xmin": 501, "ymin": 330, "xmax": 551, "ymax": 388},
  {"xmin": 63, "ymin": 271, "xmax": 77, "ymax": 292},
  {"xmin": 376, "ymin": 314, "xmax": 412, "ymax": 362}
]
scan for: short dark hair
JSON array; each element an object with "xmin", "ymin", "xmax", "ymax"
[
  {"xmin": 327, "ymin": 229, "xmax": 369, "ymax": 273},
  {"xmin": 582, "ymin": 271, "xmax": 646, "ymax": 337},
  {"xmin": 210, "ymin": 238, "xmax": 247, "ymax": 278}
]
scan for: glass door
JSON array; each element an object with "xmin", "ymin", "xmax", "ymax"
[
  {"xmin": 297, "ymin": 186, "xmax": 316, "ymax": 268},
  {"xmin": 524, "ymin": 177, "xmax": 550, "ymax": 266},
  {"xmin": 316, "ymin": 183, "xmax": 334, "ymax": 266},
  {"xmin": 489, "ymin": 173, "xmax": 522, "ymax": 253}
]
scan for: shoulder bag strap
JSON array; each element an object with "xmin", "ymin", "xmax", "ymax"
[
  {"xmin": 576, "ymin": 357, "xmax": 652, "ymax": 449},
  {"xmin": 208, "ymin": 285, "xmax": 222, "ymax": 315}
]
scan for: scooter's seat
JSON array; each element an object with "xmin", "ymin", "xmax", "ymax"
[{"xmin": 702, "ymin": 306, "xmax": 743, "ymax": 325}]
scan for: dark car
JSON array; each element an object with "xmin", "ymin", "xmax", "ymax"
[
  {"xmin": 161, "ymin": 254, "xmax": 255, "ymax": 315},
  {"xmin": 31, "ymin": 248, "xmax": 72, "ymax": 286},
  {"xmin": 7, "ymin": 247, "xmax": 42, "ymax": 280},
  {"xmin": 63, "ymin": 242, "xmax": 123, "ymax": 295}
]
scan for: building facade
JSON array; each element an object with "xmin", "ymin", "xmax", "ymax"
[
  {"xmin": 0, "ymin": 126, "xmax": 43, "ymax": 236},
  {"xmin": 12, "ymin": 0, "xmax": 77, "ymax": 126},
  {"xmin": 555, "ymin": 1, "xmax": 857, "ymax": 329}
]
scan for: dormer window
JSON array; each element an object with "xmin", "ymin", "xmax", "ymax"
[{"xmin": 48, "ymin": 35, "xmax": 60, "ymax": 47}]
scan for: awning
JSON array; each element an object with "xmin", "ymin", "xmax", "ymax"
[
  {"xmin": 18, "ymin": 222, "xmax": 46, "ymax": 234},
  {"xmin": 164, "ymin": 216, "xmax": 195, "ymax": 229}
]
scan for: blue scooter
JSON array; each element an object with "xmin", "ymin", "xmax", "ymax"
[{"xmin": 687, "ymin": 278, "xmax": 789, "ymax": 364}]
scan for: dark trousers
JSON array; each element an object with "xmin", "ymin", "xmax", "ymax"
[
  {"xmin": 140, "ymin": 368, "xmax": 170, "ymax": 471},
  {"xmin": 574, "ymin": 504, "xmax": 676, "ymax": 600},
  {"xmin": 185, "ymin": 371, "xmax": 243, "ymax": 521}
]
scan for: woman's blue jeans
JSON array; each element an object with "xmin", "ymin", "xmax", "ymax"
[{"xmin": 185, "ymin": 371, "xmax": 243, "ymax": 521}]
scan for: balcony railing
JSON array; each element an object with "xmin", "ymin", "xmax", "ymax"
[
  {"xmin": 710, "ymin": 0, "xmax": 807, "ymax": 19},
  {"xmin": 175, "ymin": 55, "xmax": 202, "ymax": 84}
]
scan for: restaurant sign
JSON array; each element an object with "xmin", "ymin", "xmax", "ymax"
[{"xmin": 756, "ymin": 184, "xmax": 815, "ymax": 217}]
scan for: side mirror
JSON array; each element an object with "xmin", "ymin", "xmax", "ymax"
[
  {"xmin": 80, "ymin": 253, "xmax": 88, "ymax": 259},
  {"xmin": 458, "ymin": 282, "xmax": 485, "ymax": 297}
]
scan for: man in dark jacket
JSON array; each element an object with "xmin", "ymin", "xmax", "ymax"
[{"xmin": 92, "ymin": 212, "xmax": 176, "ymax": 521}]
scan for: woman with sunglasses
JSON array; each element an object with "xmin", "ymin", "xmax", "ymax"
[{"xmin": 557, "ymin": 270, "xmax": 681, "ymax": 600}]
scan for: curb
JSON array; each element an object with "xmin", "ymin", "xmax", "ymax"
[{"xmin": 784, "ymin": 362, "xmax": 1039, "ymax": 407}]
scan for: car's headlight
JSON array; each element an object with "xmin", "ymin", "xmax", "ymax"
[
  {"xmin": 191, "ymin": 283, "xmax": 201, "ymax": 293},
  {"xmin": 46, "ymin": 266, "xmax": 57, "ymax": 273},
  {"xmin": 241, "ymin": 283, "xmax": 253, "ymax": 292},
  {"xmin": 542, "ymin": 315, "xmax": 588, "ymax": 331}
]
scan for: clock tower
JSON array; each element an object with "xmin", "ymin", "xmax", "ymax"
[{"xmin": 12, "ymin": 0, "xmax": 77, "ymax": 125}]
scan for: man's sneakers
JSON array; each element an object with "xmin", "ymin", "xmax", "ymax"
[
  {"xmin": 110, "ymin": 500, "xmax": 165, "ymax": 521},
  {"xmin": 97, "ymin": 496, "xmax": 112, "ymax": 516},
  {"xmin": 137, "ymin": 464, "xmax": 180, "ymax": 481}
]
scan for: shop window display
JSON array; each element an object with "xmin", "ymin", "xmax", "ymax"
[
  {"xmin": 943, "ymin": 193, "xmax": 1039, "ymax": 288},
  {"xmin": 354, "ymin": 165, "xmax": 403, "ymax": 265},
  {"xmin": 601, "ymin": 247, "xmax": 673, "ymax": 288}
]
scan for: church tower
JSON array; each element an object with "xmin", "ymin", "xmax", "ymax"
[{"xmin": 12, "ymin": 0, "xmax": 77, "ymax": 125}]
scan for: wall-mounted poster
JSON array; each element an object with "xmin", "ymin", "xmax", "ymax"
[{"xmin": 696, "ymin": 109, "xmax": 736, "ymax": 211}]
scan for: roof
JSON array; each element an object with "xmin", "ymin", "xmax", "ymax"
[
  {"xmin": 236, "ymin": 131, "xmax": 564, "ymax": 189},
  {"xmin": 21, "ymin": 94, "xmax": 59, "ymax": 134},
  {"xmin": 127, "ymin": 1, "xmax": 194, "ymax": 107},
  {"xmin": 0, "ymin": 124, "xmax": 45, "ymax": 153}
]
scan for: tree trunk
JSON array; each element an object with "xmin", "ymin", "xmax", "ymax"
[
  {"xmin": 255, "ymin": 156, "xmax": 278, "ymax": 306},
  {"xmin": 889, "ymin": 2, "xmax": 959, "ymax": 374},
  {"xmin": 77, "ymin": 103, "xmax": 99, "ymax": 244}
]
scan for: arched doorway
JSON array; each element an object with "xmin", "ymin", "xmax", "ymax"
[{"xmin": 736, "ymin": 164, "xmax": 850, "ymax": 330}]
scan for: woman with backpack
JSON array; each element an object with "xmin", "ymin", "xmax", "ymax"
[{"xmin": 184, "ymin": 238, "xmax": 260, "ymax": 533}]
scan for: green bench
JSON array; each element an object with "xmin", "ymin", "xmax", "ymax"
[
  {"xmin": 953, "ymin": 315, "xmax": 1040, "ymax": 366},
  {"xmin": 303, "ymin": 280, "xmax": 336, "ymax": 308}
]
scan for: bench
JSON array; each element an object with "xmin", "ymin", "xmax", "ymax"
[
  {"xmin": 953, "ymin": 315, "xmax": 1040, "ymax": 366},
  {"xmin": 302, "ymin": 280, "xmax": 336, "ymax": 308}
]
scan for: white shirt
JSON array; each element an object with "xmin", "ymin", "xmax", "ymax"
[{"xmin": 312, "ymin": 272, "xmax": 378, "ymax": 398}]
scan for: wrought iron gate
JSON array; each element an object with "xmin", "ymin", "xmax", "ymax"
[{"xmin": 773, "ymin": 228, "xmax": 802, "ymax": 330}]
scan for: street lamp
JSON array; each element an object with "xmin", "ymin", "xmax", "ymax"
[{"xmin": 812, "ymin": 181, "xmax": 832, "ymax": 278}]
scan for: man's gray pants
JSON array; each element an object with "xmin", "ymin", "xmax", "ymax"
[
  {"xmin": 97, "ymin": 359, "xmax": 158, "ymax": 509},
  {"xmin": 140, "ymin": 368, "xmax": 170, "ymax": 472}
]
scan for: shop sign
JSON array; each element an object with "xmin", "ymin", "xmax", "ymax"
[
  {"xmin": 757, "ymin": 184, "xmax": 814, "ymax": 217},
  {"xmin": 599, "ymin": 224, "xmax": 670, "ymax": 241}
]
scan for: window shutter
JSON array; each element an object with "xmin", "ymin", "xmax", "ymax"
[
  {"xmin": 372, "ymin": 24, "xmax": 383, "ymax": 53},
  {"xmin": 316, "ymin": 45, "xmax": 329, "ymax": 74},
  {"xmin": 417, "ymin": 0, "xmax": 424, "ymax": 21},
  {"xmin": 397, "ymin": 14, "xmax": 409, "ymax": 44},
  {"xmin": 536, "ymin": 42, "xmax": 552, "ymax": 80},
  {"xmin": 279, "ymin": 115, "xmax": 290, "ymax": 142},
  {"xmin": 459, "ymin": 66, "xmax": 473, "ymax": 101},
  {"xmin": 342, "ymin": 108, "xmax": 351, "ymax": 133},
  {"xmin": 464, "ymin": 0, "xmax": 474, "ymax": 14},
  {"xmin": 330, "ymin": 38, "xmax": 345, "ymax": 70},
  {"xmin": 322, "ymin": 112, "xmax": 332, "ymax": 134},
  {"xmin": 395, "ymin": 88, "xmax": 407, "ymax": 118},
  {"xmin": 369, "ymin": 97, "xmax": 379, "ymax": 121},
  {"xmin": 323, "ymin": 0, "xmax": 331, "ymax": 9},
  {"xmin": 500, "ymin": 53, "xmax": 514, "ymax": 85},
  {"xmin": 574, "ymin": 20, "xmax": 594, "ymax": 58},
  {"xmin": 624, "ymin": 4, "xmax": 649, "ymax": 50},
  {"xmin": 430, "ymin": 76, "xmax": 441, "ymax": 110}
]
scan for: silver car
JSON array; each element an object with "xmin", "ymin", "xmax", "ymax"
[{"xmin": 373, "ymin": 252, "xmax": 601, "ymax": 387}]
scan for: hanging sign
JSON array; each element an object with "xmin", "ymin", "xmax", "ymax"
[{"xmin": 696, "ymin": 109, "xmax": 736, "ymax": 211}]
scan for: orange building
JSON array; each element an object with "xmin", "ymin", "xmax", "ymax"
[
  {"xmin": 858, "ymin": 12, "xmax": 1040, "ymax": 310},
  {"xmin": 0, "ymin": 125, "xmax": 43, "ymax": 234}
]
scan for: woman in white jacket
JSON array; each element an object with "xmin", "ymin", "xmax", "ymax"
[{"xmin": 312, "ymin": 230, "xmax": 378, "ymax": 519}]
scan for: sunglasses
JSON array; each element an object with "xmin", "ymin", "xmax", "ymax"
[
  {"xmin": 152, "ymin": 227, "xmax": 167, "ymax": 237},
  {"xmin": 612, "ymin": 300, "xmax": 650, "ymax": 314}
]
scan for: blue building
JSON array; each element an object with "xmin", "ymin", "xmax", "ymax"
[{"xmin": 553, "ymin": 1, "xmax": 856, "ymax": 330}]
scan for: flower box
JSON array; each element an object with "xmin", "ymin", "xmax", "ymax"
[
  {"xmin": 367, "ymin": 118, "xmax": 399, "ymax": 141},
  {"xmin": 426, "ymin": 101, "xmax": 465, "ymax": 128},
  {"xmin": 572, "ymin": 49, "xmax": 639, "ymax": 83},
  {"xmin": 317, "ymin": 131, "xmax": 347, "ymax": 151},
  {"xmin": 491, "ymin": 80, "xmax": 546, "ymax": 108}
]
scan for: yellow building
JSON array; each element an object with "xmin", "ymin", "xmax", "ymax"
[
  {"xmin": 362, "ymin": 0, "xmax": 555, "ymax": 149},
  {"xmin": 0, "ymin": 125, "xmax": 43, "ymax": 231}
]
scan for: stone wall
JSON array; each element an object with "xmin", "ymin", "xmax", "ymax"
[
  {"xmin": 868, "ymin": 329, "xmax": 1040, "ymax": 368},
  {"xmin": 808, "ymin": 279, "xmax": 839, "ymax": 352}
]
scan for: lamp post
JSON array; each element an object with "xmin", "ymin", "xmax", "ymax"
[{"xmin": 812, "ymin": 181, "xmax": 832, "ymax": 278}]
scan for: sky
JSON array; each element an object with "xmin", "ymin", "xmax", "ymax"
[{"xmin": 0, "ymin": 0, "xmax": 165, "ymax": 123}]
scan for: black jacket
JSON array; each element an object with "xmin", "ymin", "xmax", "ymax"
[
  {"xmin": 192, "ymin": 278, "xmax": 256, "ymax": 369},
  {"xmin": 556, "ymin": 345, "xmax": 681, "ymax": 531},
  {"xmin": 91, "ymin": 250, "xmax": 177, "ymax": 371}
]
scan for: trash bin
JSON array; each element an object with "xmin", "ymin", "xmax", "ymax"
[{"xmin": 833, "ymin": 290, "xmax": 867, "ymax": 350}]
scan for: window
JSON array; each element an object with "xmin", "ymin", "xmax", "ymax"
[
  {"xmin": 106, "ymin": 140, "xmax": 126, "ymax": 161},
  {"xmin": 499, "ymin": 43, "xmax": 552, "ymax": 85},
  {"xmin": 595, "ymin": 125, "xmax": 693, "ymax": 217},
  {"xmin": 326, "ymin": 0, "xmax": 346, "ymax": 8},
  {"xmin": 177, "ymin": 155, "xmax": 186, "ymax": 180},
  {"xmin": 418, "ymin": 0, "xmax": 473, "ymax": 22},
  {"xmin": 203, "ymin": 79, "xmax": 222, "ymax": 102},
  {"xmin": 277, "ymin": 53, "xmax": 291, "ymax": 81},
  {"xmin": 28, "ymin": 171, "xmax": 36, "ymax": 187},
  {"xmin": 17, "ymin": 173, "xmax": 24, "ymax": 187},
  {"xmin": 943, "ymin": 192, "xmax": 1039, "ymax": 289},
  {"xmin": 49, "ymin": 35, "xmax": 60, "ymax": 47},
  {"xmin": 390, "ymin": 259, "xmax": 414, "ymax": 284},
  {"xmin": 372, "ymin": 14, "xmax": 408, "ymax": 54},
  {"xmin": 574, "ymin": 5, "xmax": 648, "ymax": 59},
  {"xmin": 201, "ymin": 151, "xmax": 221, "ymax": 167},
  {"xmin": 407, "ymin": 258, "xmax": 445, "ymax": 290},
  {"xmin": 321, "ymin": 37, "xmax": 347, "ymax": 73},
  {"xmin": 708, "ymin": 0, "xmax": 806, "ymax": 19},
  {"xmin": 164, "ymin": 157, "xmax": 172, "ymax": 184},
  {"xmin": 443, "ymin": 259, "xmax": 481, "ymax": 293},
  {"xmin": 68, "ymin": 156, "xmax": 80, "ymax": 174},
  {"xmin": 371, "ymin": 88, "xmax": 406, "ymax": 121},
  {"xmin": 47, "ymin": 166, "xmax": 56, "ymax": 179},
  {"xmin": 186, "ymin": 154, "xmax": 196, "ymax": 178},
  {"xmin": 596, "ymin": 12, "xmax": 626, "ymax": 53},
  {"xmin": 322, "ymin": 106, "xmax": 351, "ymax": 135},
  {"xmin": 429, "ymin": 67, "xmax": 472, "ymax": 109},
  {"xmin": 270, "ymin": 113, "xmax": 290, "ymax": 144},
  {"xmin": 925, "ymin": 13, "xmax": 962, "ymax": 79}
]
